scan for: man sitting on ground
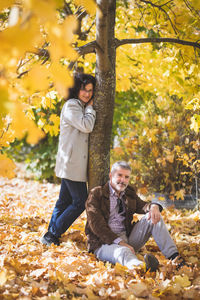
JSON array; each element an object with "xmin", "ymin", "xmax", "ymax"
[{"xmin": 85, "ymin": 161, "xmax": 184, "ymax": 272}]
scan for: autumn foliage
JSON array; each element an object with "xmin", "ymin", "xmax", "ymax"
[
  {"xmin": 0, "ymin": 0, "xmax": 96, "ymax": 178},
  {"xmin": 0, "ymin": 1, "xmax": 200, "ymax": 299},
  {"xmin": 0, "ymin": 165, "xmax": 200, "ymax": 299},
  {"xmin": 112, "ymin": 91, "xmax": 200, "ymax": 198}
]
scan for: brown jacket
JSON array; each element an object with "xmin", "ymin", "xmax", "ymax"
[{"xmin": 85, "ymin": 182, "xmax": 156, "ymax": 253}]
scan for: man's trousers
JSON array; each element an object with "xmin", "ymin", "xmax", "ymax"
[{"xmin": 95, "ymin": 213, "xmax": 178, "ymax": 269}]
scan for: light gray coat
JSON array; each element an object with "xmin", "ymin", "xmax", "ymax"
[{"xmin": 55, "ymin": 98, "xmax": 96, "ymax": 182}]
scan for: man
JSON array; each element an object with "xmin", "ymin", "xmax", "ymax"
[{"xmin": 85, "ymin": 161, "xmax": 184, "ymax": 272}]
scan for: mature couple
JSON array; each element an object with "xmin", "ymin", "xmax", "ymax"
[{"xmin": 41, "ymin": 73, "xmax": 184, "ymax": 272}]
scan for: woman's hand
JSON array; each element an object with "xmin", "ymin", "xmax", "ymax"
[{"xmin": 86, "ymin": 98, "xmax": 93, "ymax": 106}]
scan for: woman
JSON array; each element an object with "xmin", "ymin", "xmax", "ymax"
[{"xmin": 41, "ymin": 73, "xmax": 96, "ymax": 246}]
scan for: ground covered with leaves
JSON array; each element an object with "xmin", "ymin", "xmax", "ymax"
[{"xmin": 0, "ymin": 165, "xmax": 200, "ymax": 300}]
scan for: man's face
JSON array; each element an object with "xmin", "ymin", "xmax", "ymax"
[{"xmin": 109, "ymin": 167, "xmax": 131, "ymax": 194}]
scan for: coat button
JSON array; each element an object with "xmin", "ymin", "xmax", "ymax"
[{"xmin": 84, "ymin": 155, "xmax": 86, "ymax": 158}]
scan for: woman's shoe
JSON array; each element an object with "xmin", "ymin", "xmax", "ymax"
[{"xmin": 41, "ymin": 231, "xmax": 60, "ymax": 246}]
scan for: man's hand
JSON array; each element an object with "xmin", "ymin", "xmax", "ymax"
[
  {"xmin": 148, "ymin": 204, "xmax": 161, "ymax": 224},
  {"xmin": 119, "ymin": 241, "xmax": 135, "ymax": 254}
]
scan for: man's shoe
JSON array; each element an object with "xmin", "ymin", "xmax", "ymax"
[
  {"xmin": 168, "ymin": 253, "xmax": 187, "ymax": 270},
  {"xmin": 41, "ymin": 231, "xmax": 60, "ymax": 246},
  {"xmin": 144, "ymin": 253, "xmax": 159, "ymax": 272},
  {"xmin": 172, "ymin": 255, "xmax": 186, "ymax": 270}
]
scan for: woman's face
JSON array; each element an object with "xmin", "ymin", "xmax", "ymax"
[{"xmin": 78, "ymin": 83, "xmax": 93, "ymax": 103}]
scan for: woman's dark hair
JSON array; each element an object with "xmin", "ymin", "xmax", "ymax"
[{"xmin": 67, "ymin": 73, "xmax": 96, "ymax": 100}]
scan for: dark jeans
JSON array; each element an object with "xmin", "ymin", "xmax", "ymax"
[{"xmin": 48, "ymin": 179, "xmax": 88, "ymax": 238}]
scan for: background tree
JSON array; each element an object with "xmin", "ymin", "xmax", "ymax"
[{"xmin": 78, "ymin": 0, "xmax": 200, "ymax": 192}]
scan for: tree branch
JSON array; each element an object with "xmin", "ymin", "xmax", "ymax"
[
  {"xmin": 75, "ymin": 40, "xmax": 101, "ymax": 56},
  {"xmin": 184, "ymin": 0, "xmax": 200, "ymax": 18},
  {"xmin": 115, "ymin": 37, "xmax": 200, "ymax": 50},
  {"xmin": 68, "ymin": 41, "xmax": 101, "ymax": 70},
  {"xmin": 139, "ymin": 0, "xmax": 178, "ymax": 34},
  {"xmin": 140, "ymin": 0, "xmax": 173, "ymax": 9}
]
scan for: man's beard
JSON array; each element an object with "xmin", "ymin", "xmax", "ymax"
[{"xmin": 116, "ymin": 182, "xmax": 127, "ymax": 189}]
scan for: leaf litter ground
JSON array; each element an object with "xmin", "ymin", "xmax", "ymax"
[{"xmin": 0, "ymin": 164, "xmax": 199, "ymax": 300}]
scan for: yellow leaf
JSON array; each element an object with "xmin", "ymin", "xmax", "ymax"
[
  {"xmin": 43, "ymin": 121, "xmax": 60, "ymax": 136},
  {"xmin": 0, "ymin": 20, "xmax": 42, "ymax": 58},
  {"xmin": 0, "ymin": 0, "xmax": 15, "ymax": 11},
  {"xmin": 190, "ymin": 115, "xmax": 200, "ymax": 133},
  {"xmin": 175, "ymin": 189, "xmax": 185, "ymax": 200},
  {"xmin": 158, "ymin": 196, "xmax": 165, "ymax": 201},
  {"xmin": 0, "ymin": 154, "xmax": 16, "ymax": 178},
  {"xmin": 30, "ymin": 0, "xmax": 58, "ymax": 22},
  {"xmin": 172, "ymin": 275, "xmax": 191, "ymax": 287},
  {"xmin": 50, "ymin": 114, "xmax": 60, "ymax": 127},
  {"xmin": 48, "ymin": 16, "xmax": 78, "ymax": 61},
  {"xmin": 41, "ymin": 97, "xmax": 53, "ymax": 109},
  {"xmin": 130, "ymin": 282, "xmax": 149, "ymax": 298},
  {"xmin": 185, "ymin": 97, "xmax": 200, "ymax": 111},
  {"xmin": 74, "ymin": 0, "xmax": 96, "ymax": 15},
  {"xmin": 31, "ymin": 95, "xmax": 42, "ymax": 107},
  {"xmin": 50, "ymin": 62, "xmax": 73, "ymax": 97},
  {"xmin": 62, "ymin": 16, "xmax": 78, "ymax": 44},
  {"xmin": 168, "ymin": 283, "xmax": 181, "ymax": 294},
  {"xmin": 193, "ymin": 0, "xmax": 200, "ymax": 9},
  {"xmin": 10, "ymin": 102, "xmax": 45, "ymax": 144},
  {"xmin": 0, "ymin": 116, "xmax": 15, "ymax": 149},
  {"xmin": 137, "ymin": 186, "xmax": 148, "ymax": 195},
  {"xmin": 156, "ymin": 157, "xmax": 166, "ymax": 167},
  {"xmin": 0, "ymin": 85, "xmax": 9, "ymax": 127},
  {"xmin": 22, "ymin": 65, "xmax": 50, "ymax": 93},
  {"xmin": 166, "ymin": 153, "xmax": 174, "ymax": 163},
  {"xmin": 152, "ymin": 147, "xmax": 159, "ymax": 157},
  {"xmin": 114, "ymin": 263, "xmax": 128, "ymax": 275}
]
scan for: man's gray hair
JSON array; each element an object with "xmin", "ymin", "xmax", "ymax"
[{"xmin": 111, "ymin": 161, "xmax": 132, "ymax": 174}]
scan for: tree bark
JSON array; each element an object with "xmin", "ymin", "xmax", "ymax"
[{"xmin": 88, "ymin": 0, "xmax": 116, "ymax": 190}]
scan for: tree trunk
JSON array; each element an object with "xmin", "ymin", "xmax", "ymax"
[{"xmin": 88, "ymin": 0, "xmax": 116, "ymax": 190}]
